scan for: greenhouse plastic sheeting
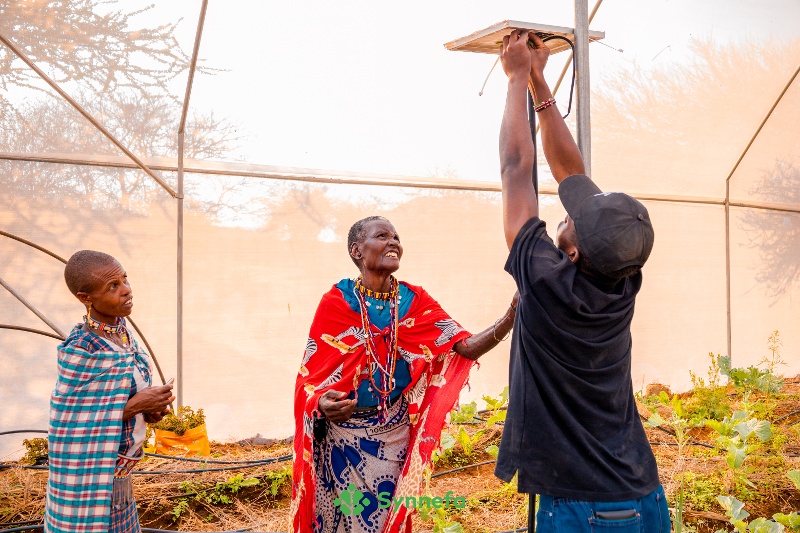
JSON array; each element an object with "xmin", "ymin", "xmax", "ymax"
[{"xmin": 2, "ymin": 0, "xmax": 799, "ymax": 458}]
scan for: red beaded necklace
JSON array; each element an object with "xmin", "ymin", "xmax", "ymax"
[{"xmin": 354, "ymin": 276, "xmax": 400, "ymax": 415}]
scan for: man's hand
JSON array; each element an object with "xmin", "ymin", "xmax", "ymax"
[
  {"xmin": 527, "ymin": 33, "xmax": 550, "ymax": 83},
  {"xmin": 318, "ymin": 390, "xmax": 357, "ymax": 424},
  {"xmin": 124, "ymin": 383, "xmax": 175, "ymax": 420},
  {"xmin": 500, "ymin": 30, "xmax": 533, "ymax": 80}
]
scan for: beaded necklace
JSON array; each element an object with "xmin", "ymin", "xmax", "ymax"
[
  {"xmin": 84, "ymin": 314, "xmax": 129, "ymax": 348},
  {"xmin": 354, "ymin": 276, "xmax": 400, "ymax": 417}
]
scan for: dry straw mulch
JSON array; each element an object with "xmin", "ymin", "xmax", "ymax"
[{"xmin": 2, "ymin": 380, "xmax": 800, "ymax": 532}]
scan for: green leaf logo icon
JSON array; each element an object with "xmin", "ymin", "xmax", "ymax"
[{"xmin": 333, "ymin": 483, "xmax": 367, "ymax": 516}]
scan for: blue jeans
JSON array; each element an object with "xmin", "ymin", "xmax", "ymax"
[{"xmin": 535, "ymin": 485, "xmax": 671, "ymax": 533}]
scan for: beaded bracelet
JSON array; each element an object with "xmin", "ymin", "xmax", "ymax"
[
  {"xmin": 534, "ymin": 98, "xmax": 556, "ymax": 112},
  {"xmin": 493, "ymin": 317, "xmax": 510, "ymax": 342}
]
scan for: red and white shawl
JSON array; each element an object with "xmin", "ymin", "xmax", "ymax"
[{"xmin": 291, "ymin": 281, "xmax": 473, "ymax": 533}]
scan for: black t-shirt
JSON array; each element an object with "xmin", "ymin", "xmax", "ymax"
[{"xmin": 495, "ymin": 217, "xmax": 660, "ymax": 501}]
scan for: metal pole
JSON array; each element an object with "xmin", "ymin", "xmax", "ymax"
[
  {"xmin": 175, "ymin": 0, "xmax": 209, "ymax": 408},
  {"xmin": 0, "ymin": 324, "xmax": 64, "ymax": 341},
  {"xmin": 574, "ymin": 0, "xmax": 591, "ymax": 175},
  {"xmin": 537, "ymin": 0, "xmax": 604, "ymax": 135},
  {"xmin": 177, "ymin": 133, "xmax": 185, "ymax": 408},
  {"xmin": 0, "ymin": 276, "xmax": 65, "ymax": 338},
  {"xmin": 725, "ymin": 182, "xmax": 732, "ymax": 360},
  {"xmin": 0, "ymin": 33, "xmax": 179, "ymax": 199}
]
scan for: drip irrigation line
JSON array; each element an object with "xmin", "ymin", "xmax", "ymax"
[
  {"xmin": 0, "ymin": 526, "xmax": 42, "ymax": 533},
  {"xmin": 477, "ymin": 407, "xmax": 508, "ymax": 416},
  {"xmin": 0, "ymin": 455, "xmax": 292, "ymax": 474},
  {"xmin": 0, "ymin": 522, "xmax": 39, "ymax": 529},
  {"xmin": 0, "ymin": 430, "xmax": 47, "ymax": 436},
  {"xmin": 773, "ymin": 409, "xmax": 800, "ymax": 423},
  {"xmin": 130, "ymin": 455, "xmax": 292, "ymax": 475},
  {"xmin": 143, "ymin": 452, "xmax": 282, "ymax": 464},
  {"xmin": 0, "ymin": 524, "xmax": 288, "ymax": 533},
  {"xmin": 430, "ymin": 460, "xmax": 496, "ymax": 478},
  {"xmin": 495, "ymin": 528, "xmax": 528, "ymax": 533}
]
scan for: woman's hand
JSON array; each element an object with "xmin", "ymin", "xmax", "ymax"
[
  {"xmin": 144, "ymin": 409, "xmax": 170, "ymax": 424},
  {"xmin": 123, "ymin": 383, "xmax": 175, "ymax": 420},
  {"xmin": 318, "ymin": 390, "xmax": 357, "ymax": 424}
]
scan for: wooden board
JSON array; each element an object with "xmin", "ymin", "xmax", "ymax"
[{"xmin": 444, "ymin": 20, "xmax": 604, "ymax": 55}]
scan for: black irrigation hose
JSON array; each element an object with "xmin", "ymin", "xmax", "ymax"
[
  {"xmin": 130, "ymin": 455, "xmax": 292, "ymax": 475},
  {"xmin": 0, "ymin": 527, "xmax": 284, "ymax": 533},
  {"xmin": 431, "ymin": 460, "xmax": 497, "ymax": 479},
  {"xmin": 0, "ymin": 455, "xmax": 293, "ymax": 475},
  {"xmin": 143, "ymin": 452, "xmax": 282, "ymax": 465},
  {"xmin": 0, "ymin": 527, "xmax": 43, "ymax": 533},
  {"xmin": 0, "ymin": 430, "xmax": 47, "ymax": 436},
  {"xmin": 773, "ymin": 409, "xmax": 800, "ymax": 423},
  {"xmin": 0, "ymin": 522, "xmax": 39, "ymax": 529}
]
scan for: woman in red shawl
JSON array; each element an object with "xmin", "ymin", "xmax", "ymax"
[{"xmin": 292, "ymin": 216, "xmax": 517, "ymax": 533}]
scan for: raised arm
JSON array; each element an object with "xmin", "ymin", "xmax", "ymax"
[
  {"xmin": 453, "ymin": 292, "xmax": 518, "ymax": 360},
  {"xmin": 527, "ymin": 33, "xmax": 585, "ymax": 184},
  {"xmin": 499, "ymin": 30, "xmax": 539, "ymax": 250}
]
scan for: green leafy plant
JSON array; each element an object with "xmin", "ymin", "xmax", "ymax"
[
  {"xmin": 171, "ymin": 498, "xmax": 190, "ymax": 522},
  {"xmin": 772, "ymin": 470, "xmax": 800, "ymax": 531},
  {"xmin": 449, "ymin": 402, "xmax": 478, "ymax": 424},
  {"xmin": 417, "ymin": 504, "xmax": 464, "ymax": 533},
  {"xmin": 705, "ymin": 406, "xmax": 772, "ymax": 493},
  {"xmin": 681, "ymin": 471, "xmax": 725, "ymax": 512},
  {"xmin": 455, "ymin": 426, "xmax": 485, "ymax": 457},
  {"xmin": 262, "ymin": 466, "xmax": 292, "ymax": 497},
  {"xmin": 483, "ymin": 387, "xmax": 509, "ymax": 427},
  {"xmin": 151, "ymin": 406, "xmax": 206, "ymax": 436},
  {"xmin": 645, "ymin": 393, "xmax": 704, "ymax": 533},
  {"xmin": 719, "ymin": 355, "xmax": 783, "ymax": 396},
  {"xmin": 178, "ymin": 474, "xmax": 260, "ymax": 506},
  {"xmin": 21, "ymin": 438, "xmax": 48, "ymax": 465},
  {"xmin": 716, "ymin": 495, "xmax": 786, "ymax": 533},
  {"xmin": 686, "ymin": 353, "xmax": 732, "ymax": 421},
  {"xmin": 432, "ymin": 431, "xmax": 457, "ymax": 465}
]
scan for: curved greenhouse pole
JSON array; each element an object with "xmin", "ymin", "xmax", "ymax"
[
  {"xmin": 0, "ymin": 324, "xmax": 64, "ymax": 341},
  {"xmin": 0, "ymin": 230, "xmax": 168, "ymax": 385}
]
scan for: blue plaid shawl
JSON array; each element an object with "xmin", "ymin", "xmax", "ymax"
[{"xmin": 45, "ymin": 320, "xmax": 151, "ymax": 533}]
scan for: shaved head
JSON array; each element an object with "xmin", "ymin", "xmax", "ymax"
[{"xmin": 64, "ymin": 250, "xmax": 118, "ymax": 296}]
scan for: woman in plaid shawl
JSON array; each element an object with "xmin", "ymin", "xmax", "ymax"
[
  {"xmin": 45, "ymin": 250, "xmax": 174, "ymax": 533},
  {"xmin": 292, "ymin": 217, "xmax": 518, "ymax": 533}
]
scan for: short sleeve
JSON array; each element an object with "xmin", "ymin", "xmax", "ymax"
[{"xmin": 504, "ymin": 217, "xmax": 570, "ymax": 295}]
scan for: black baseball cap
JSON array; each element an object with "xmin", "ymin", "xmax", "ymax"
[{"xmin": 558, "ymin": 174, "xmax": 654, "ymax": 279}]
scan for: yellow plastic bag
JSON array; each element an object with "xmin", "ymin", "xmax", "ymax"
[{"xmin": 154, "ymin": 423, "xmax": 210, "ymax": 457}]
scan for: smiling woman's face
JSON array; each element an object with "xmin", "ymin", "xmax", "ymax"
[{"xmin": 351, "ymin": 219, "xmax": 403, "ymax": 276}]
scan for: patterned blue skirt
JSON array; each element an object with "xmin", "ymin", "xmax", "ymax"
[{"xmin": 314, "ymin": 398, "xmax": 409, "ymax": 533}]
